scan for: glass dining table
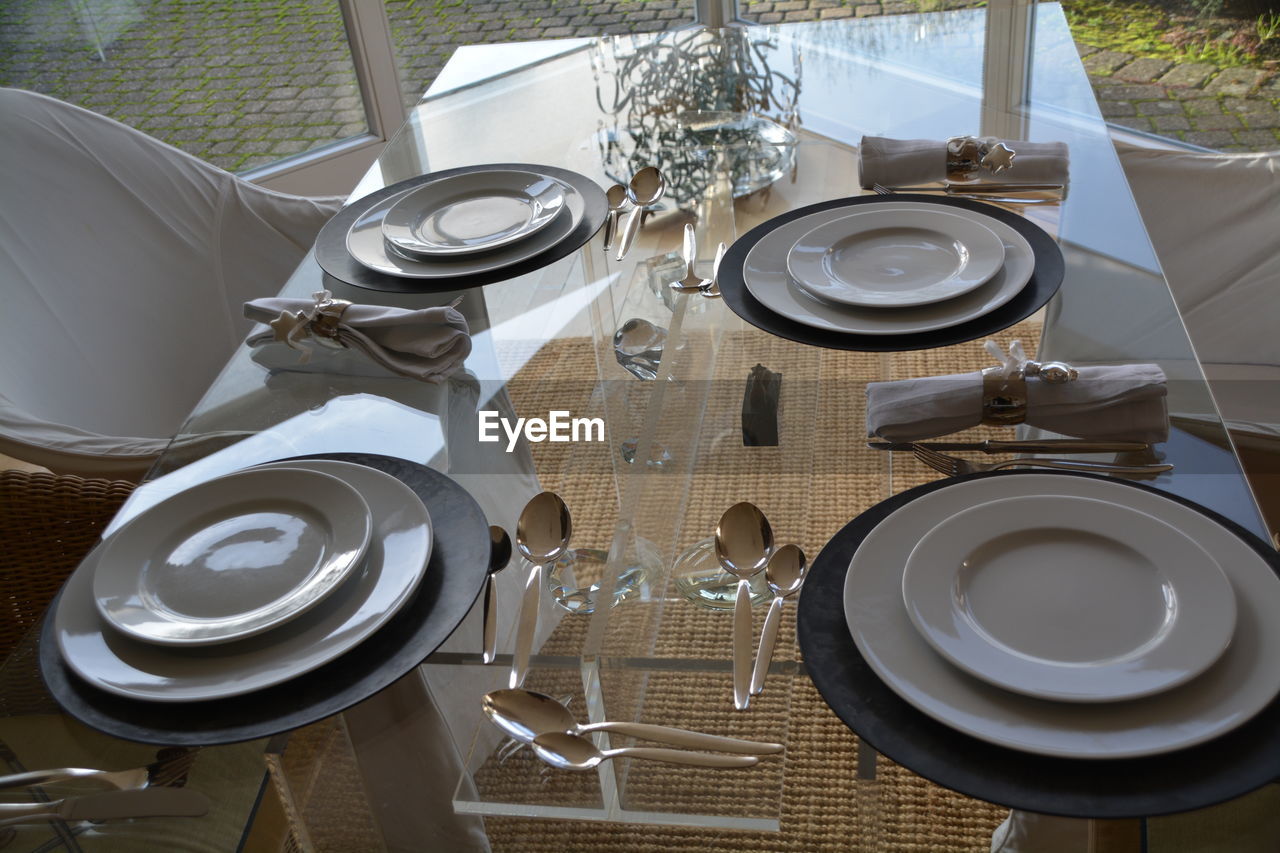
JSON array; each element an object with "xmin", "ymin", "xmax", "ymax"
[{"xmin": 5, "ymin": 4, "xmax": 1273, "ymax": 851}]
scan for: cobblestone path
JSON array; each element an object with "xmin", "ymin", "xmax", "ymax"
[{"xmin": 0, "ymin": 0, "xmax": 1276, "ymax": 175}]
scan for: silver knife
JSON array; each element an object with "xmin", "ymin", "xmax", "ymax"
[
  {"xmin": 867, "ymin": 440, "xmax": 1149, "ymax": 453},
  {"xmin": 878, "ymin": 183, "xmax": 1063, "ymax": 194},
  {"xmin": 0, "ymin": 787, "xmax": 210, "ymax": 826}
]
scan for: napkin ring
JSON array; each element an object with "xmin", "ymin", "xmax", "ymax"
[
  {"xmin": 311, "ymin": 297, "xmax": 352, "ymax": 343},
  {"xmin": 946, "ymin": 136, "xmax": 1016, "ymax": 180},
  {"xmin": 981, "ymin": 366, "xmax": 1028, "ymax": 425},
  {"xmin": 982, "ymin": 358, "xmax": 1079, "ymax": 425}
]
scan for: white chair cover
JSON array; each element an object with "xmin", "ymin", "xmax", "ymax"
[
  {"xmin": 0, "ymin": 88, "xmax": 343, "ymax": 477},
  {"xmin": 1115, "ymin": 142, "xmax": 1280, "ymax": 417}
]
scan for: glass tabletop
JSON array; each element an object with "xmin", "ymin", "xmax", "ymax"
[{"xmin": 22, "ymin": 4, "xmax": 1269, "ymax": 850}]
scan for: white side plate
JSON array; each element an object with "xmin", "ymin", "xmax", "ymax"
[
  {"xmin": 844, "ymin": 474, "xmax": 1279, "ymax": 759},
  {"xmin": 787, "ymin": 208, "xmax": 1004, "ymax": 308},
  {"xmin": 93, "ymin": 468, "xmax": 372, "ymax": 647},
  {"xmin": 902, "ymin": 494, "xmax": 1236, "ymax": 703},
  {"xmin": 382, "ymin": 169, "xmax": 566, "ymax": 257},
  {"xmin": 58, "ymin": 460, "xmax": 432, "ymax": 702},
  {"xmin": 743, "ymin": 201, "xmax": 1033, "ymax": 335}
]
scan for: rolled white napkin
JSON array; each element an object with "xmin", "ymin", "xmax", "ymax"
[
  {"xmin": 866, "ymin": 364, "xmax": 1169, "ymax": 443},
  {"xmin": 859, "ymin": 135, "xmax": 1070, "ymax": 188},
  {"xmin": 244, "ymin": 292, "xmax": 471, "ymax": 383}
]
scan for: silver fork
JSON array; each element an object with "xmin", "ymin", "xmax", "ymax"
[
  {"xmin": 911, "ymin": 444, "xmax": 1172, "ymax": 477},
  {"xmin": 0, "ymin": 749, "xmax": 198, "ymax": 792},
  {"xmin": 871, "ymin": 182, "xmax": 1060, "ymax": 205}
]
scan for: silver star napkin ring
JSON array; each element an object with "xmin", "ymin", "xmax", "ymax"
[{"xmin": 946, "ymin": 136, "xmax": 1017, "ymax": 180}]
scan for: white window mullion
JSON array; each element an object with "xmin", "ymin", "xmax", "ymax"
[{"xmin": 981, "ymin": 0, "xmax": 1036, "ymax": 140}]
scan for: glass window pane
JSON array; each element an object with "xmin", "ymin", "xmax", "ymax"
[
  {"xmin": 0, "ymin": 0, "xmax": 371, "ymax": 173},
  {"xmin": 1056, "ymin": 0, "xmax": 1279, "ymax": 152},
  {"xmin": 385, "ymin": 0, "xmax": 698, "ymax": 108}
]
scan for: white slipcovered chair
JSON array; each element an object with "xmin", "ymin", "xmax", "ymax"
[
  {"xmin": 0, "ymin": 88, "xmax": 344, "ymax": 479},
  {"xmin": 1117, "ymin": 141, "xmax": 1280, "ymax": 540}
]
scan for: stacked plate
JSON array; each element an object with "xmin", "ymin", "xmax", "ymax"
[
  {"xmin": 720, "ymin": 196, "xmax": 1063, "ymax": 350},
  {"xmin": 318, "ymin": 163, "xmax": 608, "ymax": 290},
  {"xmin": 52, "ymin": 460, "xmax": 434, "ymax": 703},
  {"xmin": 840, "ymin": 474, "xmax": 1280, "ymax": 760}
]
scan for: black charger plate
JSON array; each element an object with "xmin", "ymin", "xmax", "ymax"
[
  {"xmin": 797, "ymin": 469, "xmax": 1280, "ymax": 818},
  {"xmin": 719, "ymin": 195, "xmax": 1065, "ymax": 352},
  {"xmin": 40, "ymin": 454, "xmax": 489, "ymax": 745},
  {"xmin": 314, "ymin": 163, "xmax": 608, "ymax": 294}
]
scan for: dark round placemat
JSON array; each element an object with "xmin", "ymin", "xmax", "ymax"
[
  {"xmin": 719, "ymin": 195, "xmax": 1065, "ymax": 352},
  {"xmin": 314, "ymin": 163, "xmax": 608, "ymax": 294},
  {"xmin": 797, "ymin": 469, "xmax": 1280, "ymax": 819},
  {"xmin": 39, "ymin": 454, "xmax": 489, "ymax": 746}
]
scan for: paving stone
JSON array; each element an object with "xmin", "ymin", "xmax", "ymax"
[
  {"xmin": 1099, "ymin": 100, "xmax": 1137, "ymax": 118},
  {"xmin": 1182, "ymin": 97, "xmax": 1225, "ymax": 114},
  {"xmin": 1235, "ymin": 128, "xmax": 1280, "ymax": 146},
  {"xmin": 1189, "ymin": 111, "xmax": 1241, "ymax": 131},
  {"xmin": 1109, "ymin": 116, "xmax": 1155, "ymax": 132},
  {"xmin": 1184, "ymin": 130, "xmax": 1237, "ymax": 147},
  {"xmin": 1094, "ymin": 82, "xmax": 1167, "ymax": 101},
  {"xmin": 820, "ymin": 7, "xmax": 854, "ymax": 18},
  {"xmin": 1135, "ymin": 99, "xmax": 1183, "ymax": 116},
  {"xmin": 855, "ymin": 5, "xmax": 882, "ymax": 18},
  {"xmin": 1083, "ymin": 50, "xmax": 1132, "ymax": 75},
  {"xmin": 1204, "ymin": 67, "xmax": 1269, "ymax": 97},
  {"xmin": 1152, "ymin": 115, "xmax": 1191, "ymax": 131},
  {"xmin": 1224, "ymin": 97, "xmax": 1277, "ymax": 114},
  {"xmin": 1158, "ymin": 62, "xmax": 1218, "ymax": 89},
  {"xmin": 1114, "ymin": 57, "xmax": 1172, "ymax": 83},
  {"xmin": 1242, "ymin": 110, "xmax": 1280, "ymax": 129},
  {"xmin": 273, "ymin": 138, "xmax": 310, "ymax": 155}
]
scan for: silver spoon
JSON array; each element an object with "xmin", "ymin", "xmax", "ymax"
[
  {"xmin": 715, "ymin": 503, "xmax": 774, "ymax": 710},
  {"xmin": 701, "ymin": 241, "xmax": 727, "ymax": 298},
  {"xmin": 483, "ymin": 688, "xmax": 783, "ymax": 754},
  {"xmin": 669, "ymin": 223, "xmax": 709, "ymax": 292},
  {"xmin": 511, "ymin": 492, "xmax": 572, "ymax": 688},
  {"xmin": 615, "ymin": 167, "xmax": 666, "ymax": 261},
  {"xmin": 481, "ymin": 526, "xmax": 513, "ymax": 664},
  {"xmin": 749, "ymin": 544, "xmax": 807, "ymax": 696},
  {"xmin": 602, "ymin": 184, "xmax": 629, "ymax": 251},
  {"xmin": 531, "ymin": 732, "xmax": 759, "ymax": 771}
]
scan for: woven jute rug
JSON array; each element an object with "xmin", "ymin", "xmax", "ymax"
[{"xmin": 477, "ymin": 319, "xmax": 1044, "ymax": 851}]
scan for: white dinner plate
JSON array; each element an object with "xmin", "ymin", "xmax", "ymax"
[
  {"xmin": 57, "ymin": 460, "xmax": 432, "ymax": 702},
  {"xmin": 787, "ymin": 208, "xmax": 1005, "ymax": 308},
  {"xmin": 93, "ymin": 467, "xmax": 372, "ymax": 647},
  {"xmin": 844, "ymin": 474, "xmax": 1280, "ymax": 759},
  {"xmin": 382, "ymin": 169, "xmax": 566, "ymax": 258},
  {"xmin": 902, "ymin": 494, "xmax": 1236, "ymax": 703},
  {"xmin": 743, "ymin": 201, "xmax": 1033, "ymax": 335},
  {"xmin": 346, "ymin": 172, "xmax": 582, "ymax": 279}
]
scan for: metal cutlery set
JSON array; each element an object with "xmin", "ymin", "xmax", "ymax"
[
  {"xmin": 607, "ymin": 166, "xmax": 667, "ymax": 260},
  {"xmin": 483, "ymin": 688, "xmax": 782, "ymax": 772},
  {"xmin": 481, "ymin": 492, "xmax": 787, "ymax": 771},
  {"xmin": 714, "ymin": 503, "xmax": 808, "ymax": 711},
  {"xmin": 866, "ymin": 438, "xmax": 1169, "ymax": 477},
  {"xmin": 0, "ymin": 750, "xmax": 207, "ymax": 828}
]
